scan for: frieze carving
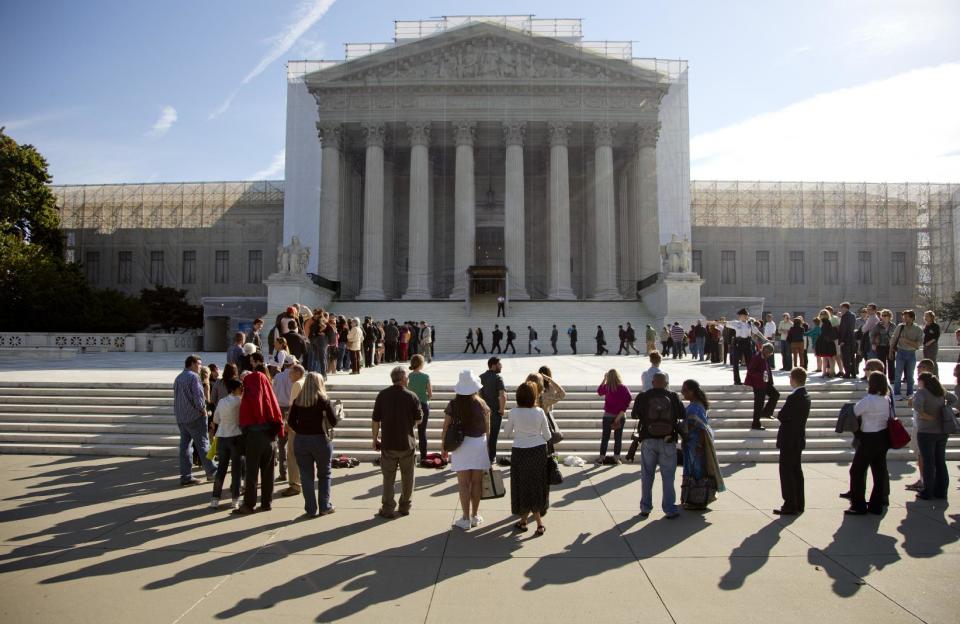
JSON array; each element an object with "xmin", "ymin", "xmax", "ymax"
[
  {"xmin": 502, "ymin": 121, "xmax": 525, "ymax": 146},
  {"xmin": 547, "ymin": 121, "xmax": 570, "ymax": 147},
  {"xmin": 453, "ymin": 121, "xmax": 475, "ymax": 147},
  {"xmin": 636, "ymin": 121, "xmax": 661, "ymax": 148},
  {"xmin": 407, "ymin": 121, "xmax": 431, "ymax": 147},
  {"xmin": 593, "ymin": 121, "xmax": 615, "ymax": 148},
  {"xmin": 362, "ymin": 122, "xmax": 386, "ymax": 148},
  {"xmin": 316, "ymin": 121, "xmax": 342, "ymax": 150},
  {"xmin": 336, "ymin": 36, "xmax": 640, "ymax": 83}
]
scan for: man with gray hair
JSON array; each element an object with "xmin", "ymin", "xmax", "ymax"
[
  {"xmin": 273, "ymin": 358, "xmax": 305, "ymax": 495},
  {"xmin": 372, "ymin": 366, "xmax": 422, "ymax": 518}
]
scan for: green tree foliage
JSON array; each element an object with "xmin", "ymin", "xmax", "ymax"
[
  {"xmin": 140, "ymin": 286, "xmax": 203, "ymax": 333},
  {"xmin": 937, "ymin": 291, "xmax": 960, "ymax": 332},
  {"xmin": 0, "ymin": 128, "xmax": 63, "ymax": 255}
]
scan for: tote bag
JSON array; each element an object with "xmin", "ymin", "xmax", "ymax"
[
  {"xmin": 887, "ymin": 398, "xmax": 911, "ymax": 450},
  {"xmin": 481, "ymin": 468, "xmax": 506, "ymax": 499}
]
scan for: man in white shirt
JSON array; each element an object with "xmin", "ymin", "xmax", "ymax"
[
  {"xmin": 272, "ymin": 360, "xmax": 304, "ymax": 496},
  {"xmin": 763, "ymin": 313, "xmax": 778, "ymax": 371},
  {"xmin": 641, "ymin": 351, "xmax": 670, "ymax": 391},
  {"xmin": 716, "ymin": 309, "xmax": 764, "ymax": 385}
]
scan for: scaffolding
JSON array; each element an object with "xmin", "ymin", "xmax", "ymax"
[{"xmin": 690, "ymin": 180, "xmax": 959, "ymax": 305}]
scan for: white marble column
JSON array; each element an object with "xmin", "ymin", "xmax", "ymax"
[
  {"xmin": 449, "ymin": 121, "xmax": 476, "ymax": 300},
  {"xmin": 616, "ymin": 164, "xmax": 631, "ymax": 297},
  {"xmin": 316, "ymin": 122, "xmax": 341, "ymax": 279},
  {"xmin": 637, "ymin": 123, "xmax": 661, "ymax": 282},
  {"xmin": 357, "ymin": 122, "xmax": 386, "ymax": 300},
  {"xmin": 503, "ymin": 121, "xmax": 529, "ymax": 299},
  {"xmin": 547, "ymin": 121, "xmax": 576, "ymax": 300},
  {"xmin": 592, "ymin": 121, "xmax": 621, "ymax": 299},
  {"xmin": 403, "ymin": 122, "xmax": 431, "ymax": 299}
]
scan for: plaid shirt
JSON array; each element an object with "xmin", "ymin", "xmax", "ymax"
[{"xmin": 173, "ymin": 369, "xmax": 206, "ymax": 425}]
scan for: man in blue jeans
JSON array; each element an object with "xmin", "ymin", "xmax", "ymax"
[
  {"xmin": 173, "ymin": 354, "xmax": 217, "ymax": 485},
  {"xmin": 890, "ymin": 309, "xmax": 924, "ymax": 399},
  {"xmin": 631, "ymin": 373, "xmax": 684, "ymax": 518}
]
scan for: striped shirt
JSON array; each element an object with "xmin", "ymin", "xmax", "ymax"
[
  {"xmin": 669, "ymin": 325, "xmax": 685, "ymax": 342},
  {"xmin": 173, "ymin": 369, "xmax": 206, "ymax": 425}
]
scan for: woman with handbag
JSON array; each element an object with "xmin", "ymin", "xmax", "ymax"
[
  {"xmin": 596, "ymin": 369, "xmax": 632, "ymax": 464},
  {"xmin": 503, "ymin": 381, "xmax": 552, "ymax": 535},
  {"xmin": 911, "ymin": 373, "xmax": 950, "ymax": 500},
  {"xmin": 845, "ymin": 371, "xmax": 892, "ymax": 515},
  {"xmin": 289, "ymin": 372, "xmax": 338, "ymax": 518},
  {"xmin": 442, "ymin": 370, "xmax": 491, "ymax": 531},
  {"xmin": 530, "ymin": 367, "xmax": 566, "ymax": 454},
  {"xmin": 679, "ymin": 380, "xmax": 724, "ymax": 510}
]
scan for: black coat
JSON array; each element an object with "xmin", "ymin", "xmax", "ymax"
[
  {"xmin": 776, "ymin": 387, "xmax": 810, "ymax": 450},
  {"xmin": 838, "ymin": 311, "xmax": 856, "ymax": 342}
]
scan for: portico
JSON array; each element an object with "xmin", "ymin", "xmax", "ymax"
[{"xmin": 304, "ymin": 22, "xmax": 668, "ymax": 301}]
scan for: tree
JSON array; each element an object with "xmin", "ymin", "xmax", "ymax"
[
  {"xmin": 140, "ymin": 286, "xmax": 203, "ymax": 333},
  {"xmin": 0, "ymin": 128, "xmax": 63, "ymax": 255},
  {"xmin": 937, "ymin": 291, "xmax": 960, "ymax": 332}
]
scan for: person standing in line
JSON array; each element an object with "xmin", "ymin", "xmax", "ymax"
[
  {"xmin": 816, "ymin": 309, "xmax": 839, "ymax": 377},
  {"xmin": 479, "ymin": 357, "xmax": 507, "ymax": 463},
  {"xmin": 250, "ymin": 318, "xmax": 264, "ymax": 353},
  {"xmin": 384, "ymin": 320, "xmax": 399, "ymax": 363},
  {"xmin": 475, "ymin": 327, "xmax": 487, "ymax": 354},
  {"xmin": 626, "ymin": 322, "xmax": 641, "ymax": 355},
  {"xmin": 595, "ymin": 325, "xmax": 609, "ymax": 356},
  {"xmin": 669, "ymin": 322, "xmax": 685, "ymax": 359},
  {"xmin": 911, "ymin": 372, "xmax": 950, "ymax": 500},
  {"xmin": 550, "ymin": 324, "xmax": 559, "ymax": 355},
  {"xmin": 409, "ymin": 320, "xmax": 420, "ymax": 358},
  {"xmin": 845, "ymin": 372, "xmax": 892, "ymax": 515},
  {"xmin": 234, "ymin": 364, "xmax": 284, "ymax": 514},
  {"xmin": 528, "ymin": 326, "xmax": 541, "ymax": 355},
  {"xmin": 418, "ymin": 321, "xmax": 432, "ymax": 364},
  {"xmin": 210, "ymin": 378, "xmax": 243, "ymax": 509},
  {"xmin": 372, "ymin": 366, "xmax": 422, "ymax": 518},
  {"xmin": 174, "ymin": 355, "xmax": 218, "ymax": 486},
  {"xmin": 891, "ymin": 309, "xmax": 924, "ymax": 400},
  {"xmin": 787, "ymin": 317, "xmax": 806, "ymax": 369},
  {"xmin": 398, "ymin": 322, "xmax": 411, "ymax": 362},
  {"xmin": 289, "ymin": 372, "xmax": 338, "ymax": 517},
  {"xmin": 464, "ymin": 328, "xmax": 475, "ymax": 354},
  {"xmin": 273, "ymin": 360, "xmax": 305, "ymax": 496},
  {"xmin": 660, "ymin": 325, "xmax": 671, "ymax": 355},
  {"xmin": 777, "ymin": 313, "xmax": 793, "ymax": 371},
  {"xmin": 504, "ymin": 381, "xmax": 552, "ymax": 535},
  {"xmin": 746, "ymin": 343, "xmax": 780, "ymax": 431},
  {"xmin": 838, "ymin": 302, "xmax": 858, "ymax": 379},
  {"xmin": 569, "ymin": 324, "xmax": 578, "ymax": 354},
  {"xmin": 442, "ymin": 370, "xmax": 492, "ymax": 531},
  {"xmin": 805, "ymin": 317, "xmax": 823, "ymax": 373},
  {"xmin": 596, "ymin": 369, "xmax": 632, "ymax": 464},
  {"xmin": 774, "ymin": 368, "xmax": 810, "ymax": 515},
  {"xmin": 210, "ymin": 363, "xmax": 238, "ymax": 412},
  {"xmin": 860, "ymin": 304, "xmax": 881, "ymax": 363},
  {"xmin": 347, "ymin": 318, "xmax": 364, "ymax": 374},
  {"xmin": 226, "ymin": 332, "xmax": 245, "ymax": 367},
  {"xmin": 497, "ymin": 294, "xmax": 506, "ymax": 317},
  {"xmin": 641, "ymin": 351, "xmax": 669, "ymax": 391},
  {"xmin": 693, "ymin": 320, "xmax": 707, "ymax": 361},
  {"xmin": 491, "ymin": 324, "xmax": 503, "ymax": 354},
  {"xmin": 616, "ymin": 325, "xmax": 627, "ymax": 355},
  {"xmin": 645, "ymin": 324, "xmax": 657, "ymax": 355},
  {"xmin": 407, "ymin": 355, "xmax": 433, "ymax": 463},
  {"xmin": 632, "ymin": 372, "xmax": 684, "ymax": 518},
  {"xmin": 505, "ymin": 326, "xmax": 517, "ymax": 354},
  {"xmin": 362, "ymin": 317, "xmax": 376, "ymax": 369},
  {"xmin": 762, "ymin": 313, "xmax": 778, "ymax": 370},
  {"xmin": 922, "ymin": 311, "xmax": 940, "ymax": 376}
]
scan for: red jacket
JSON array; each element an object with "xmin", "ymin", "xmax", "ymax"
[
  {"xmin": 239, "ymin": 371, "xmax": 284, "ymax": 436},
  {"xmin": 744, "ymin": 352, "xmax": 771, "ymax": 389}
]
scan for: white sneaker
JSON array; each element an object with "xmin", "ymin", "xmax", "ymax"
[
  {"xmin": 471, "ymin": 515, "xmax": 483, "ymax": 527},
  {"xmin": 231, "ymin": 498, "xmax": 240, "ymax": 510},
  {"xmin": 208, "ymin": 498, "xmax": 220, "ymax": 509},
  {"xmin": 453, "ymin": 517, "xmax": 472, "ymax": 531}
]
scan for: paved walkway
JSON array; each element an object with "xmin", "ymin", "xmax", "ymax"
[
  {"xmin": 0, "ymin": 455, "xmax": 957, "ymax": 623},
  {"xmin": 2, "ymin": 350, "xmax": 955, "ymax": 389}
]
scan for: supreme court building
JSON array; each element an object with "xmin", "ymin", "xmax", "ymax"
[{"xmin": 282, "ymin": 16, "xmax": 691, "ymax": 303}]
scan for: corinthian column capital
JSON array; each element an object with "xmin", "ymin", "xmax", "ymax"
[
  {"xmin": 453, "ymin": 120, "xmax": 476, "ymax": 147},
  {"xmin": 635, "ymin": 122, "xmax": 661, "ymax": 148},
  {"xmin": 548, "ymin": 121, "xmax": 570, "ymax": 147},
  {"xmin": 362, "ymin": 122, "xmax": 386, "ymax": 148},
  {"xmin": 593, "ymin": 120, "xmax": 616, "ymax": 148},
  {"xmin": 316, "ymin": 121, "xmax": 342, "ymax": 150},
  {"xmin": 407, "ymin": 121, "xmax": 431, "ymax": 147},
  {"xmin": 503, "ymin": 121, "xmax": 526, "ymax": 147}
]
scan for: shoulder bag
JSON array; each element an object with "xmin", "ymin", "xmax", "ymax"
[
  {"xmin": 546, "ymin": 455, "xmax": 563, "ymax": 485},
  {"xmin": 481, "ymin": 468, "xmax": 506, "ymax": 499},
  {"xmin": 546, "ymin": 409, "xmax": 563, "ymax": 445},
  {"xmin": 940, "ymin": 404, "xmax": 959, "ymax": 435},
  {"xmin": 886, "ymin": 398, "xmax": 911, "ymax": 450}
]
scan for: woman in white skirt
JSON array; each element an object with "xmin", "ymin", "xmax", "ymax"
[{"xmin": 441, "ymin": 370, "xmax": 491, "ymax": 531}]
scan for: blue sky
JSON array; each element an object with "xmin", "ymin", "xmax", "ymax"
[{"xmin": 1, "ymin": 0, "xmax": 958, "ymax": 184}]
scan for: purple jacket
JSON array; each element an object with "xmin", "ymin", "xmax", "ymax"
[{"xmin": 598, "ymin": 383, "xmax": 633, "ymax": 414}]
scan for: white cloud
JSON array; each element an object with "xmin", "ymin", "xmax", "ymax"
[
  {"xmin": 1, "ymin": 109, "xmax": 76, "ymax": 132},
  {"xmin": 249, "ymin": 149, "xmax": 285, "ymax": 180},
  {"xmin": 841, "ymin": 0, "xmax": 959, "ymax": 58},
  {"xmin": 210, "ymin": 0, "xmax": 336, "ymax": 119},
  {"xmin": 147, "ymin": 105, "xmax": 177, "ymax": 138},
  {"xmin": 690, "ymin": 63, "xmax": 960, "ymax": 182}
]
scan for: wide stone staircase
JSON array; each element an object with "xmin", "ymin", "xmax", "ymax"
[
  {"xmin": 1, "ymin": 380, "xmax": 957, "ymax": 463},
  {"xmin": 326, "ymin": 297, "xmax": 655, "ymax": 355}
]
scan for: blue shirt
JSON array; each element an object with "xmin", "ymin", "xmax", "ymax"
[{"xmin": 174, "ymin": 369, "xmax": 206, "ymax": 425}]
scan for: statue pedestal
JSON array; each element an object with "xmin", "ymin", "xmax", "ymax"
[
  {"xmin": 265, "ymin": 273, "xmax": 335, "ymax": 320},
  {"xmin": 639, "ymin": 272, "xmax": 703, "ymax": 328}
]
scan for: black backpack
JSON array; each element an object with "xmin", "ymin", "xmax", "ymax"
[
  {"xmin": 507, "ymin": 330, "xmax": 516, "ymax": 341},
  {"xmin": 642, "ymin": 393, "xmax": 676, "ymax": 438}
]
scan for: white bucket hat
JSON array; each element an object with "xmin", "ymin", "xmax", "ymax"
[
  {"xmin": 242, "ymin": 343, "xmax": 257, "ymax": 356},
  {"xmin": 454, "ymin": 369, "xmax": 482, "ymax": 396}
]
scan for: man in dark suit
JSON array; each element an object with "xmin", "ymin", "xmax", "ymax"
[
  {"xmin": 838, "ymin": 302, "xmax": 857, "ymax": 378},
  {"xmin": 774, "ymin": 367, "xmax": 810, "ymax": 515},
  {"xmin": 491, "ymin": 324, "xmax": 503, "ymax": 354},
  {"xmin": 569, "ymin": 324, "xmax": 578, "ymax": 354},
  {"xmin": 550, "ymin": 325, "xmax": 559, "ymax": 354}
]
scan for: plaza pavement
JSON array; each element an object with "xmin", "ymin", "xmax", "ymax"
[
  {"xmin": 2, "ymin": 349, "xmax": 956, "ymax": 388},
  {"xmin": 0, "ymin": 454, "xmax": 957, "ymax": 623}
]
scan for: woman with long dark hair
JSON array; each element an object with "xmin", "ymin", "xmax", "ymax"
[
  {"xmin": 911, "ymin": 372, "xmax": 949, "ymax": 500},
  {"xmin": 846, "ymin": 372, "xmax": 891, "ymax": 515},
  {"xmin": 441, "ymin": 370, "xmax": 491, "ymax": 531},
  {"xmin": 680, "ymin": 379, "xmax": 724, "ymax": 510}
]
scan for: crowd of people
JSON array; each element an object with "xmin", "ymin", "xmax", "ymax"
[{"xmin": 171, "ymin": 299, "xmax": 957, "ymax": 530}]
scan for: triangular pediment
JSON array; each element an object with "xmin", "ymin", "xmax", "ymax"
[{"xmin": 306, "ymin": 21, "xmax": 665, "ymax": 88}]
